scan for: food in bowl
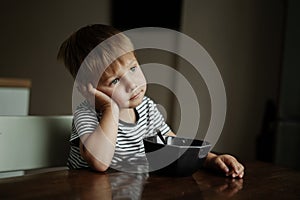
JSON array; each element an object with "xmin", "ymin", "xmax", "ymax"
[{"xmin": 143, "ymin": 135, "xmax": 211, "ymax": 176}]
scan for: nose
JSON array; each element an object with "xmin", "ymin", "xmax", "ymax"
[{"xmin": 123, "ymin": 75, "xmax": 137, "ymax": 92}]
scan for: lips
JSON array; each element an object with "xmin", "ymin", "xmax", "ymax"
[{"xmin": 130, "ymin": 90, "xmax": 142, "ymax": 100}]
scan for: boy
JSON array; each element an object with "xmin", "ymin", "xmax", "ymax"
[{"xmin": 58, "ymin": 24, "xmax": 244, "ymax": 178}]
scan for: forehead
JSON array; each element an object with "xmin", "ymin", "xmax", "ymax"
[{"xmin": 102, "ymin": 52, "xmax": 137, "ymax": 77}]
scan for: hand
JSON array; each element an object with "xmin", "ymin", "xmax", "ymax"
[
  {"xmin": 78, "ymin": 83, "xmax": 118, "ymax": 113},
  {"xmin": 204, "ymin": 153, "xmax": 244, "ymax": 178}
]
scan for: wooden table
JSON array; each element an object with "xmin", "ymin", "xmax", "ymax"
[{"xmin": 1, "ymin": 161, "xmax": 300, "ymax": 199}]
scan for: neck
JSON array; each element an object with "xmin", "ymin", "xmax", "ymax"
[{"xmin": 119, "ymin": 108, "xmax": 136, "ymax": 124}]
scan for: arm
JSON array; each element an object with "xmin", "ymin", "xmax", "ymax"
[{"xmin": 78, "ymin": 84, "xmax": 119, "ymax": 172}]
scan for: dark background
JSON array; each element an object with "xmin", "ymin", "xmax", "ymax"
[{"xmin": 0, "ymin": 0, "xmax": 299, "ymax": 169}]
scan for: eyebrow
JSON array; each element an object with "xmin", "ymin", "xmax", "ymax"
[
  {"xmin": 125, "ymin": 59, "xmax": 137, "ymax": 69},
  {"xmin": 100, "ymin": 59, "xmax": 138, "ymax": 84}
]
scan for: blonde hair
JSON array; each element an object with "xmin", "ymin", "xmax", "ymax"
[{"xmin": 57, "ymin": 24, "xmax": 134, "ymax": 85}]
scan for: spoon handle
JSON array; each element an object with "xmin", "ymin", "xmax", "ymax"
[{"xmin": 156, "ymin": 129, "xmax": 167, "ymax": 144}]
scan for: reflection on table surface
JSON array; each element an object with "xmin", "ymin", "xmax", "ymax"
[{"xmin": 1, "ymin": 161, "xmax": 300, "ymax": 199}]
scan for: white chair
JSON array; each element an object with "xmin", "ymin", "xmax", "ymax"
[
  {"xmin": 0, "ymin": 78, "xmax": 31, "ymax": 116},
  {"xmin": 0, "ymin": 115, "xmax": 72, "ymax": 178}
]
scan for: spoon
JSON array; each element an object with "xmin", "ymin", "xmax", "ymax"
[{"xmin": 156, "ymin": 129, "xmax": 167, "ymax": 144}]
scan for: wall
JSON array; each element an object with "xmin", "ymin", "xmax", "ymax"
[
  {"xmin": 0, "ymin": 0, "xmax": 110, "ymax": 115},
  {"xmin": 180, "ymin": 0, "xmax": 284, "ymax": 160},
  {"xmin": 275, "ymin": 0, "xmax": 300, "ymax": 169},
  {"xmin": 0, "ymin": 0, "xmax": 285, "ymax": 161}
]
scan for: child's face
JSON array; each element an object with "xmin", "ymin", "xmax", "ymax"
[{"xmin": 97, "ymin": 52, "xmax": 147, "ymax": 109}]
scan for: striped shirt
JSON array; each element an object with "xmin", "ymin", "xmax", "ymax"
[{"xmin": 67, "ymin": 96, "xmax": 171, "ymax": 172}]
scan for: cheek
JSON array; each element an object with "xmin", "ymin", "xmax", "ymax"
[
  {"xmin": 136, "ymin": 72, "xmax": 147, "ymax": 86},
  {"xmin": 111, "ymin": 87, "xmax": 127, "ymax": 103}
]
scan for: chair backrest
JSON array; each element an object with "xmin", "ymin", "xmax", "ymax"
[{"xmin": 0, "ymin": 115, "xmax": 72, "ymax": 172}]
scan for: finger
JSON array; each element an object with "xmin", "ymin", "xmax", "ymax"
[
  {"xmin": 233, "ymin": 163, "xmax": 244, "ymax": 175},
  {"xmin": 77, "ymin": 84, "xmax": 93, "ymax": 103},
  {"xmin": 232, "ymin": 172, "xmax": 238, "ymax": 178},
  {"xmin": 216, "ymin": 158, "xmax": 230, "ymax": 174},
  {"xmin": 77, "ymin": 84, "xmax": 87, "ymax": 95},
  {"xmin": 238, "ymin": 171, "xmax": 244, "ymax": 179},
  {"xmin": 87, "ymin": 83, "xmax": 96, "ymax": 95},
  {"xmin": 224, "ymin": 157, "xmax": 243, "ymax": 175},
  {"xmin": 225, "ymin": 169, "xmax": 236, "ymax": 178},
  {"xmin": 225, "ymin": 164, "xmax": 242, "ymax": 178},
  {"xmin": 230, "ymin": 169, "xmax": 244, "ymax": 179}
]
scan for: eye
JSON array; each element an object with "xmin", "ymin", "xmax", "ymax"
[
  {"xmin": 130, "ymin": 66, "xmax": 137, "ymax": 72},
  {"xmin": 110, "ymin": 78, "xmax": 120, "ymax": 85}
]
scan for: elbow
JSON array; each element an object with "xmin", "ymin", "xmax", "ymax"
[
  {"xmin": 80, "ymin": 142, "xmax": 111, "ymax": 172},
  {"xmin": 82, "ymin": 153, "xmax": 110, "ymax": 172},
  {"xmin": 95, "ymin": 166, "xmax": 109, "ymax": 172},
  {"xmin": 89, "ymin": 160, "xmax": 109, "ymax": 172}
]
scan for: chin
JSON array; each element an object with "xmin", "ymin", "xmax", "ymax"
[
  {"xmin": 129, "ymin": 96, "xmax": 144, "ymax": 108},
  {"xmin": 130, "ymin": 100, "xmax": 142, "ymax": 108}
]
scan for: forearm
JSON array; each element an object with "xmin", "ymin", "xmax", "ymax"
[{"xmin": 80, "ymin": 106, "xmax": 119, "ymax": 171}]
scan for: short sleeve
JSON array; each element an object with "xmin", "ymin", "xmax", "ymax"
[{"xmin": 70, "ymin": 101, "xmax": 99, "ymax": 142}]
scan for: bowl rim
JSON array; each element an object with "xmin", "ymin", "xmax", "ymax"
[{"xmin": 143, "ymin": 135, "xmax": 211, "ymax": 149}]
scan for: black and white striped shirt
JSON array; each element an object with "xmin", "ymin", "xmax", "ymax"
[{"xmin": 67, "ymin": 96, "xmax": 170, "ymax": 171}]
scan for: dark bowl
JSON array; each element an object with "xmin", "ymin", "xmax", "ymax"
[{"xmin": 143, "ymin": 135, "xmax": 211, "ymax": 176}]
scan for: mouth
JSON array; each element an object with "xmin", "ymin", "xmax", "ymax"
[{"xmin": 130, "ymin": 90, "xmax": 143, "ymax": 100}]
